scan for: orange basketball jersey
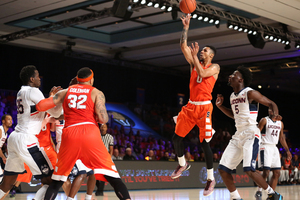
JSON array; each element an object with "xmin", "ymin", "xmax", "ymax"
[
  {"xmin": 63, "ymin": 84, "xmax": 97, "ymax": 128},
  {"xmin": 36, "ymin": 123, "xmax": 52, "ymax": 147},
  {"xmin": 189, "ymin": 63, "xmax": 216, "ymax": 101}
]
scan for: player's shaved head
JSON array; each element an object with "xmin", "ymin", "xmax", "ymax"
[{"xmin": 77, "ymin": 67, "xmax": 92, "ymax": 79}]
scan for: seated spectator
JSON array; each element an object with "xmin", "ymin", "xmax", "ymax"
[
  {"xmin": 136, "ymin": 148, "xmax": 145, "ymax": 161},
  {"xmin": 147, "ymin": 150, "xmax": 156, "ymax": 161},
  {"xmin": 112, "ymin": 149, "xmax": 123, "ymax": 161},
  {"xmin": 213, "ymin": 153, "xmax": 220, "ymax": 162},
  {"xmin": 159, "ymin": 152, "xmax": 170, "ymax": 161},
  {"xmin": 123, "ymin": 148, "xmax": 136, "ymax": 161},
  {"xmin": 193, "ymin": 152, "xmax": 200, "ymax": 162},
  {"xmin": 290, "ymin": 154, "xmax": 299, "ymax": 183},
  {"xmin": 185, "ymin": 152, "xmax": 194, "ymax": 162},
  {"xmin": 279, "ymin": 154, "xmax": 289, "ymax": 184},
  {"xmin": 199, "ymin": 152, "xmax": 206, "ymax": 162}
]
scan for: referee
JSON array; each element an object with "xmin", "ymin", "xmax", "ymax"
[{"xmin": 95, "ymin": 123, "xmax": 114, "ymax": 196}]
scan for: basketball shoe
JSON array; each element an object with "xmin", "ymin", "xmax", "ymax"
[
  {"xmin": 255, "ymin": 191, "xmax": 262, "ymax": 200},
  {"xmin": 203, "ymin": 179, "xmax": 216, "ymax": 196},
  {"xmin": 266, "ymin": 192, "xmax": 283, "ymax": 200},
  {"xmin": 170, "ymin": 163, "xmax": 191, "ymax": 179}
]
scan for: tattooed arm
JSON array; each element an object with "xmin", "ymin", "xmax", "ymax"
[
  {"xmin": 93, "ymin": 88, "xmax": 109, "ymax": 124},
  {"xmin": 180, "ymin": 14, "xmax": 194, "ymax": 73}
]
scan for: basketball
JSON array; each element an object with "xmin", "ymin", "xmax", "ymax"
[{"xmin": 179, "ymin": 0, "xmax": 197, "ymax": 14}]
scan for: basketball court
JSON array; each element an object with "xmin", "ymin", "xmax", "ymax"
[{"xmin": 8, "ymin": 185, "xmax": 300, "ymax": 200}]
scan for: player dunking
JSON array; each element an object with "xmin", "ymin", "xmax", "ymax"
[
  {"xmin": 216, "ymin": 66, "xmax": 283, "ymax": 200},
  {"xmin": 255, "ymin": 110, "xmax": 291, "ymax": 200},
  {"xmin": 36, "ymin": 67, "xmax": 130, "ymax": 200},
  {"xmin": 171, "ymin": 14, "xmax": 220, "ymax": 196},
  {"xmin": 0, "ymin": 65, "xmax": 62, "ymax": 199}
]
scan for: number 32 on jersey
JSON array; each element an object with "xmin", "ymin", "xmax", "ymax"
[{"xmin": 68, "ymin": 94, "xmax": 87, "ymax": 109}]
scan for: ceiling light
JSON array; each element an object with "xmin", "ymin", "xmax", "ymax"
[
  {"xmin": 198, "ymin": 16, "xmax": 203, "ymax": 20},
  {"xmin": 192, "ymin": 14, "xmax": 197, "ymax": 19},
  {"xmin": 204, "ymin": 17, "xmax": 209, "ymax": 22},
  {"xmin": 167, "ymin": 6, "xmax": 172, "ymax": 11},
  {"xmin": 141, "ymin": 0, "xmax": 146, "ymax": 4}
]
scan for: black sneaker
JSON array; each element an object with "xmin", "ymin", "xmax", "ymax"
[
  {"xmin": 255, "ymin": 191, "xmax": 262, "ymax": 200},
  {"xmin": 266, "ymin": 192, "xmax": 283, "ymax": 200},
  {"xmin": 9, "ymin": 189, "xmax": 16, "ymax": 198},
  {"xmin": 95, "ymin": 190, "xmax": 103, "ymax": 196}
]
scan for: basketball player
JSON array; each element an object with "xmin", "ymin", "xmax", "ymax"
[
  {"xmin": 0, "ymin": 65, "xmax": 62, "ymax": 199},
  {"xmin": 171, "ymin": 14, "xmax": 220, "ymax": 196},
  {"xmin": 36, "ymin": 67, "xmax": 131, "ymax": 200},
  {"xmin": 0, "ymin": 114, "xmax": 12, "ymax": 175},
  {"xmin": 216, "ymin": 66, "xmax": 283, "ymax": 200},
  {"xmin": 254, "ymin": 110, "xmax": 291, "ymax": 200}
]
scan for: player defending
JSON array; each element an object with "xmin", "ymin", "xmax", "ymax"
[
  {"xmin": 255, "ymin": 110, "xmax": 291, "ymax": 200},
  {"xmin": 171, "ymin": 14, "xmax": 220, "ymax": 196},
  {"xmin": 0, "ymin": 65, "xmax": 62, "ymax": 199},
  {"xmin": 216, "ymin": 66, "xmax": 283, "ymax": 200},
  {"xmin": 36, "ymin": 67, "xmax": 131, "ymax": 200}
]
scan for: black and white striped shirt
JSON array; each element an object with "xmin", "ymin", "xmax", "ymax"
[{"xmin": 101, "ymin": 133, "xmax": 114, "ymax": 152}]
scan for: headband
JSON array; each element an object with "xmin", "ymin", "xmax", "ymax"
[{"xmin": 77, "ymin": 70, "xmax": 94, "ymax": 82}]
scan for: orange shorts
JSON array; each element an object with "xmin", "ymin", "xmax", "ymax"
[
  {"xmin": 17, "ymin": 163, "xmax": 32, "ymax": 183},
  {"xmin": 175, "ymin": 102, "xmax": 213, "ymax": 142},
  {"xmin": 53, "ymin": 124, "xmax": 119, "ymax": 182},
  {"xmin": 42, "ymin": 145, "xmax": 57, "ymax": 168}
]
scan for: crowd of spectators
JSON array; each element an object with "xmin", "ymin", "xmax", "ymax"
[{"xmin": 1, "ymin": 89, "xmax": 300, "ymax": 186}]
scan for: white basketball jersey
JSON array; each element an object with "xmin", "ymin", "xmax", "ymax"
[
  {"xmin": 14, "ymin": 86, "xmax": 45, "ymax": 135},
  {"xmin": 0, "ymin": 125, "xmax": 7, "ymax": 148},
  {"xmin": 230, "ymin": 87, "xmax": 259, "ymax": 129},
  {"xmin": 261, "ymin": 116, "xmax": 281, "ymax": 145}
]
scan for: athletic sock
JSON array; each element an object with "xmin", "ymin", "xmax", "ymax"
[
  {"xmin": 85, "ymin": 194, "xmax": 92, "ymax": 200},
  {"xmin": 178, "ymin": 156, "xmax": 186, "ymax": 167},
  {"xmin": 67, "ymin": 197, "xmax": 74, "ymax": 200},
  {"xmin": 207, "ymin": 168, "xmax": 214, "ymax": 180},
  {"xmin": 0, "ymin": 189, "xmax": 6, "ymax": 199},
  {"xmin": 230, "ymin": 189, "xmax": 241, "ymax": 199},
  {"xmin": 257, "ymin": 187, "xmax": 262, "ymax": 192},
  {"xmin": 33, "ymin": 185, "xmax": 49, "ymax": 200},
  {"xmin": 265, "ymin": 185, "xmax": 275, "ymax": 194}
]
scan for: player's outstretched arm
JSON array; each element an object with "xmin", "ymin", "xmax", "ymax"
[
  {"xmin": 190, "ymin": 42, "xmax": 220, "ymax": 78},
  {"xmin": 257, "ymin": 117, "xmax": 267, "ymax": 132},
  {"xmin": 93, "ymin": 89, "xmax": 109, "ymax": 124},
  {"xmin": 215, "ymin": 94, "xmax": 234, "ymax": 119},
  {"xmin": 247, "ymin": 90, "xmax": 281, "ymax": 120},
  {"xmin": 180, "ymin": 14, "xmax": 194, "ymax": 70},
  {"xmin": 279, "ymin": 122, "xmax": 292, "ymax": 160}
]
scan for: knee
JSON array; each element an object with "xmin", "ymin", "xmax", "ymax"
[
  {"xmin": 263, "ymin": 170, "xmax": 270, "ymax": 178},
  {"xmin": 172, "ymin": 134, "xmax": 183, "ymax": 144},
  {"xmin": 245, "ymin": 171, "xmax": 254, "ymax": 178},
  {"xmin": 218, "ymin": 168, "xmax": 226, "ymax": 176},
  {"xmin": 273, "ymin": 170, "xmax": 280, "ymax": 179}
]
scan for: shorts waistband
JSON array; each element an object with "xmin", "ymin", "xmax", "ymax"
[
  {"xmin": 65, "ymin": 122, "xmax": 95, "ymax": 128},
  {"xmin": 188, "ymin": 100, "xmax": 211, "ymax": 105}
]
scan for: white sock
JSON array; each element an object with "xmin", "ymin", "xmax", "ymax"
[
  {"xmin": 85, "ymin": 194, "xmax": 92, "ymax": 200},
  {"xmin": 257, "ymin": 187, "xmax": 262, "ymax": 192},
  {"xmin": 265, "ymin": 185, "xmax": 275, "ymax": 194},
  {"xmin": 0, "ymin": 189, "xmax": 6, "ymax": 199},
  {"xmin": 33, "ymin": 185, "xmax": 49, "ymax": 200},
  {"xmin": 207, "ymin": 168, "xmax": 214, "ymax": 180},
  {"xmin": 230, "ymin": 189, "xmax": 241, "ymax": 199},
  {"xmin": 67, "ymin": 197, "xmax": 74, "ymax": 200},
  {"xmin": 178, "ymin": 156, "xmax": 186, "ymax": 167}
]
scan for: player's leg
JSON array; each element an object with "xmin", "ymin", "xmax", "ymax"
[
  {"xmin": 243, "ymin": 129, "xmax": 282, "ymax": 199},
  {"xmin": 68, "ymin": 174, "xmax": 87, "ymax": 199},
  {"xmin": 95, "ymin": 180, "xmax": 105, "ymax": 196},
  {"xmin": 218, "ymin": 137, "xmax": 243, "ymax": 200},
  {"xmin": 44, "ymin": 127, "xmax": 80, "ymax": 200},
  {"xmin": 104, "ymin": 175, "xmax": 130, "ymax": 200},
  {"xmin": 86, "ymin": 174, "xmax": 96, "ymax": 200},
  {"xmin": 269, "ymin": 169, "xmax": 280, "ymax": 190},
  {"xmin": 80, "ymin": 125, "xmax": 130, "ymax": 200},
  {"xmin": 268, "ymin": 147, "xmax": 281, "ymax": 190},
  {"xmin": 171, "ymin": 105, "xmax": 195, "ymax": 179}
]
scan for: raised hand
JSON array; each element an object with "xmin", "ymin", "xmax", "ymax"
[
  {"xmin": 49, "ymin": 86, "xmax": 62, "ymax": 96},
  {"xmin": 180, "ymin": 14, "xmax": 191, "ymax": 28},
  {"xmin": 216, "ymin": 94, "xmax": 224, "ymax": 107},
  {"xmin": 189, "ymin": 42, "xmax": 199, "ymax": 57}
]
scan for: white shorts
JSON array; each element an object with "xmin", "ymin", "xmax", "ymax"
[
  {"xmin": 0, "ymin": 165, "xmax": 3, "ymax": 182},
  {"xmin": 258, "ymin": 143, "xmax": 281, "ymax": 170},
  {"xmin": 219, "ymin": 126, "xmax": 260, "ymax": 173},
  {"xmin": 4, "ymin": 131, "xmax": 53, "ymax": 179},
  {"xmin": 69, "ymin": 159, "xmax": 94, "ymax": 177}
]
